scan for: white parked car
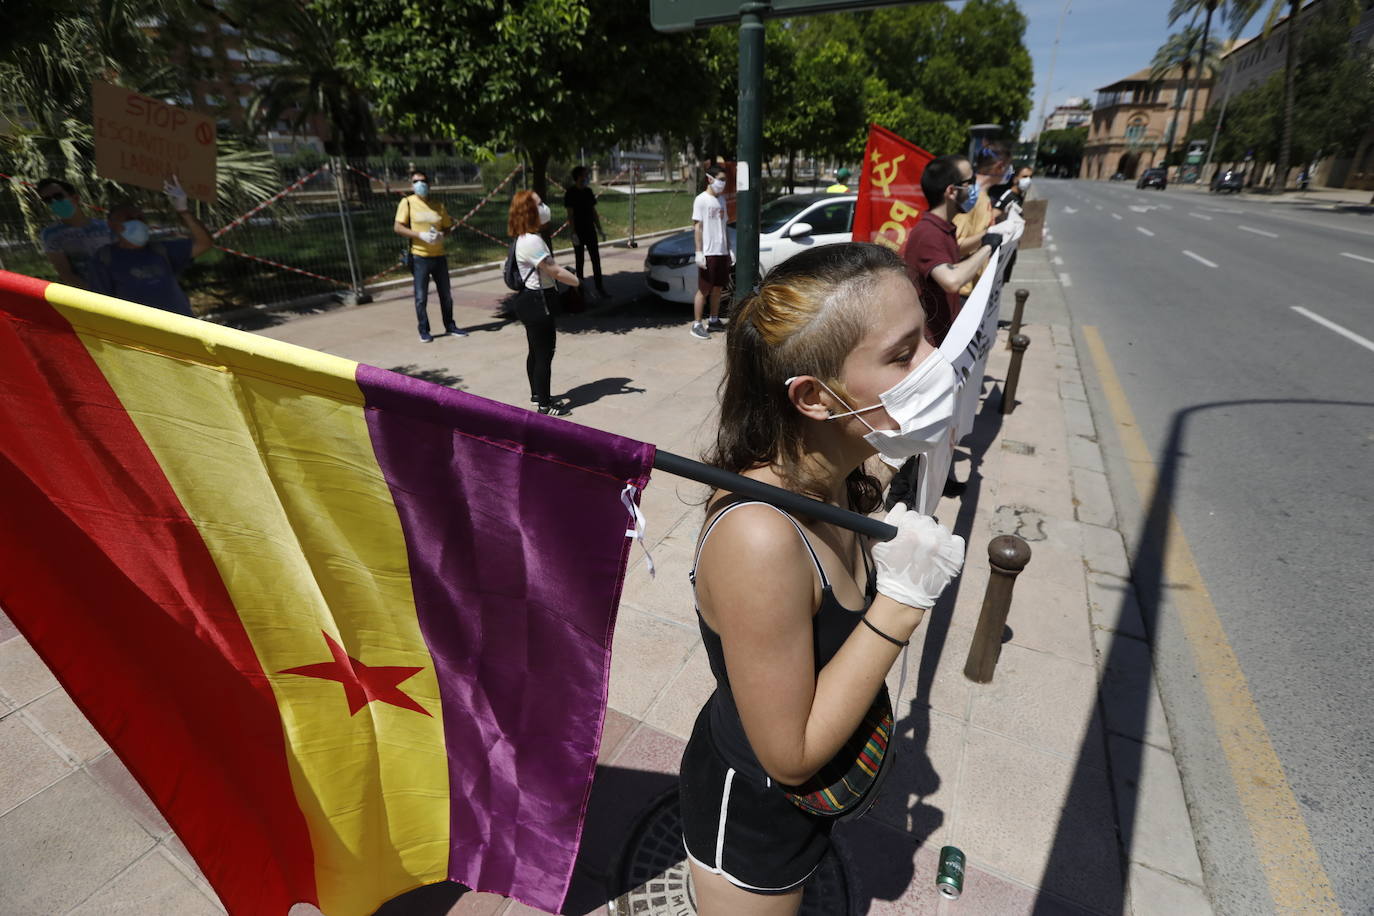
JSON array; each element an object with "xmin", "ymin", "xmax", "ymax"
[{"xmin": 643, "ymin": 193, "xmax": 858, "ymax": 303}]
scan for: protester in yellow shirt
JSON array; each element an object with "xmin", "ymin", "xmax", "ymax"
[
  {"xmin": 825, "ymin": 167, "xmax": 851, "ymax": 193},
  {"xmin": 393, "ymin": 169, "xmax": 463, "ymax": 342},
  {"xmin": 951, "ymin": 146, "xmax": 1009, "ymax": 297}
]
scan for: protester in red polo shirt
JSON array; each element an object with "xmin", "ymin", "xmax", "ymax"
[
  {"xmin": 901, "ymin": 154, "xmax": 1010, "ymax": 347},
  {"xmin": 890, "ymin": 154, "xmax": 1016, "ymax": 504}
]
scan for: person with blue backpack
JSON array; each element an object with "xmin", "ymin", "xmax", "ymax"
[
  {"xmin": 506, "ymin": 189, "xmax": 580, "ymax": 416},
  {"xmin": 86, "ymin": 177, "xmax": 213, "ymax": 318}
]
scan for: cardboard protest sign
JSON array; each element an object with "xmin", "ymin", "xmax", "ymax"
[{"xmin": 93, "ymin": 81, "xmax": 217, "ymax": 203}]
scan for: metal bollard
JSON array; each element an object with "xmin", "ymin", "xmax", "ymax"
[
  {"xmin": 1000, "ymin": 334, "xmax": 1030, "ymax": 415},
  {"xmin": 963, "ymin": 535, "xmax": 1033, "ymax": 683},
  {"xmin": 1007, "ymin": 288, "xmax": 1029, "ymax": 342}
]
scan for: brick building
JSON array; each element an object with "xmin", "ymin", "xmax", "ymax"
[{"xmin": 1082, "ymin": 67, "xmax": 1213, "ymax": 181}]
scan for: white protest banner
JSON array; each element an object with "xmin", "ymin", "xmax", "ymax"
[
  {"xmin": 93, "ymin": 81, "xmax": 217, "ymax": 203},
  {"xmin": 915, "ymin": 241, "xmax": 1015, "ymax": 515}
]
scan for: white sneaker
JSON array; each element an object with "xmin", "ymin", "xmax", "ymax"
[{"xmin": 689, "ymin": 322, "xmax": 709, "ymax": 340}]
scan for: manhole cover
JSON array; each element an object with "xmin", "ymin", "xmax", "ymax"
[{"xmin": 609, "ymin": 789, "xmax": 850, "ymax": 916}]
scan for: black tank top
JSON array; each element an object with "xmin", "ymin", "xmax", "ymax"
[{"xmin": 689, "ymin": 500, "xmax": 878, "ymax": 780}]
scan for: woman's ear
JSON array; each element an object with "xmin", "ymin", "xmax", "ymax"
[{"xmin": 785, "ymin": 376, "xmax": 833, "ymax": 422}]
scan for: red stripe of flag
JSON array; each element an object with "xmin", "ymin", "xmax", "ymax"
[{"xmin": 0, "ymin": 273, "xmax": 317, "ymax": 914}]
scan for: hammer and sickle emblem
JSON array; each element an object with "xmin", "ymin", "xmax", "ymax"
[{"xmin": 871, "ymin": 154, "xmax": 906, "ymax": 198}]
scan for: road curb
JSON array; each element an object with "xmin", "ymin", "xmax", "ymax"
[{"xmin": 1037, "ymin": 267, "xmax": 1216, "ymax": 915}]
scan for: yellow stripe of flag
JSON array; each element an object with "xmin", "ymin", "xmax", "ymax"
[{"xmin": 48, "ymin": 287, "xmax": 451, "ymax": 915}]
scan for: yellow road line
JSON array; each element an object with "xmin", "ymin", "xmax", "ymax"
[{"xmin": 1081, "ymin": 325, "xmax": 1340, "ymax": 914}]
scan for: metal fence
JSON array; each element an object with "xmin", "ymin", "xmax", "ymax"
[{"xmin": 1, "ymin": 157, "xmax": 697, "ymax": 317}]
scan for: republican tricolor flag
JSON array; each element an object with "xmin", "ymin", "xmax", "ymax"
[{"xmin": 0, "ymin": 270, "xmax": 655, "ymax": 914}]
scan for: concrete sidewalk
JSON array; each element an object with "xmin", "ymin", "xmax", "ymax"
[
  {"xmin": 1, "ymin": 243, "xmax": 1209, "ymax": 915},
  {"xmin": 1154, "ymin": 181, "xmax": 1373, "ymax": 210}
]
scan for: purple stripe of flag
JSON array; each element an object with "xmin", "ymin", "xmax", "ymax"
[{"xmin": 355, "ymin": 365, "xmax": 654, "ymax": 912}]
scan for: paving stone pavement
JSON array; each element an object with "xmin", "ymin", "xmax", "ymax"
[{"xmin": 0, "ymin": 244, "xmax": 1212, "ymax": 915}]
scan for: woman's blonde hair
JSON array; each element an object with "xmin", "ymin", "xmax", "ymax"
[
  {"xmin": 706, "ymin": 242, "xmax": 907, "ymax": 512},
  {"xmin": 507, "ymin": 190, "xmax": 541, "ymax": 237}
]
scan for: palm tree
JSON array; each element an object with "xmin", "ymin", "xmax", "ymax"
[
  {"xmin": 1151, "ymin": 25, "xmax": 1221, "ymax": 160},
  {"xmin": 1169, "ymin": 0, "xmax": 1223, "ymax": 138},
  {"xmin": 1227, "ymin": 0, "xmax": 1302, "ymax": 191},
  {"xmin": 238, "ymin": 3, "xmax": 377, "ymax": 164},
  {"xmin": 0, "ymin": 0, "xmax": 280, "ymax": 234}
]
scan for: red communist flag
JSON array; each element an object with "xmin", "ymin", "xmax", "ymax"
[{"xmin": 851, "ymin": 124, "xmax": 936, "ymax": 254}]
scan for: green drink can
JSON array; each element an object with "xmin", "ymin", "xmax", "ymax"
[{"xmin": 937, "ymin": 845, "xmax": 965, "ymax": 899}]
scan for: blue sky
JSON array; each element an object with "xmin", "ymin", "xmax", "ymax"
[{"xmin": 1013, "ymin": 0, "xmax": 1190, "ymax": 135}]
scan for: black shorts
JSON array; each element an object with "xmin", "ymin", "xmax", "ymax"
[
  {"xmin": 679, "ymin": 710, "xmax": 832, "ymax": 894},
  {"xmin": 698, "ymin": 254, "xmax": 732, "ymax": 293}
]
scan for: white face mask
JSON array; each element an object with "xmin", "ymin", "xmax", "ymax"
[
  {"xmin": 536, "ymin": 201, "xmax": 551, "ymax": 225},
  {"xmin": 1018, "ymin": 176, "xmax": 1032, "ymax": 191},
  {"xmin": 710, "ymin": 178, "xmax": 726, "ymax": 194},
  {"xmin": 789, "ymin": 351, "xmax": 957, "ymax": 462}
]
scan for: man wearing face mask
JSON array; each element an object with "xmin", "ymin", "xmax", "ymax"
[
  {"xmin": 896, "ymin": 154, "xmax": 1015, "ymax": 503},
  {"xmin": 991, "ymin": 167, "xmax": 1033, "ymax": 283},
  {"xmin": 952, "ymin": 146, "xmax": 1013, "ymax": 297},
  {"xmin": 394, "ymin": 169, "xmax": 463, "ymax": 342},
  {"xmin": 36, "ymin": 178, "xmax": 114, "ymax": 289},
  {"xmin": 901, "ymin": 154, "xmax": 1009, "ymax": 348},
  {"xmin": 690, "ymin": 165, "xmax": 733, "ymax": 340},
  {"xmin": 86, "ymin": 178, "xmax": 213, "ymax": 318}
]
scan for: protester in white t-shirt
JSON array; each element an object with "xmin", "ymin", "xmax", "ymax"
[
  {"xmin": 507, "ymin": 190, "xmax": 580, "ymax": 416},
  {"xmin": 689, "ymin": 166, "xmax": 734, "ymax": 340}
]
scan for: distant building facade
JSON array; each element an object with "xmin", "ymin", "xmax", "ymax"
[
  {"xmin": 1083, "ymin": 68, "xmax": 1213, "ymax": 180},
  {"xmin": 1043, "ymin": 100, "xmax": 1092, "ymax": 133},
  {"xmin": 1210, "ymin": 0, "xmax": 1374, "ymax": 190}
]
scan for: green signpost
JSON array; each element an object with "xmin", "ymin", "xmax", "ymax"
[{"xmin": 651, "ymin": 0, "xmax": 936, "ymax": 297}]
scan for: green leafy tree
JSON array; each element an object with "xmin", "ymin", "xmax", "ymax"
[
  {"xmin": 314, "ymin": 0, "xmax": 719, "ymax": 199},
  {"xmin": 1225, "ymin": 0, "xmax": 1302, "ymax": 189},
  {"xmin": 1037, "ymin": 125, "xmax": 1088, "ymax": 175},
  {"xmin": 855, "ymin": 0, "xmax": 1033, "ymax": 155},
  {"xmin": 763, "ymin": 18, "xmax": 870, "ymax": 190},
  {"xmin": 1195, "ymin": 0, "xmax": 1374, "ymax": 168}
]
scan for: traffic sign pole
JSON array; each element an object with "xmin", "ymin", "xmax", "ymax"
[{"xmin": 735, "ymin": 3, "xmax": 766, "ymax": 298}]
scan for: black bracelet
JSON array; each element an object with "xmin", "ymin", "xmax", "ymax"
[{"xmin": 860, "ymin": 615, "xmax": 909, "ymax": 648}]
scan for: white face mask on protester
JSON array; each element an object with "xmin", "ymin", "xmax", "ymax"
[
  {"xmin": 1018, "ymin": 176, "xmax": 1032, "ymax": 191},
  {"xmin": 788, "ymin": 351, "xmax": 958, "ymax": 462},
  {"xmin": 537, "ymin": 202, "xmax": 552, "ymax": 225},
  {"xmin": 710, "ymin": 178, "xmax": 726, "ymax": 194}
]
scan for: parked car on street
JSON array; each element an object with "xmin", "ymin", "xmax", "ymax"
[
  {"xmin": 1137, "ymin": 168, "xmax": 1168, "ymax": 190},
  {"xmin": 644, "ymin": 193, "xmax": 857, "ymax": 303},
  {"xmin": 1211, "ymin": 169, "xmax": 1245, "ymax": 193}
]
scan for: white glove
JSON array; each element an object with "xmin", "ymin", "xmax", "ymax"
[
  {"xmin": 694, "ymin": 251, "xmax": 706, "ymax": 270},
  {"xmin": 871, "ymin": 503, "xmax": 965, "ymax": 609},
  {"xmin": 987, "ymin": 213, "xmax": 1024, "ymax": 245},
  {"xmin": 163, "ymin": 176, "xmax": 189, "ymax": 212},
  {"xmin": 421, "ymin": 228, "xmax": 440, "ymax": 243}
]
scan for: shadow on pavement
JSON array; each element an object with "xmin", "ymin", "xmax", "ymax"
[
  {"xmin": 1035, "ymin": 397, "xmax": 1374, "ymax": 914},
  {"xmin": 555, "ymin": 293, "xmax": 694, "ymax": 337},
  {"xmin": 214, "ymin": 296, "xmax": 345, "ymax": 331},
  {"xmin": 385, "ymin": 365, "xmax": 465, "ymax": 389},
  {"xmin": 556, "ymin": 377, "xmax": 647, "ymax": 410}
]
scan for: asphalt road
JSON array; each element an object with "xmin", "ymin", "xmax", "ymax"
[{"xmin": 1036, "ymin": 178, "xmax": 1373, "ymax": 915}]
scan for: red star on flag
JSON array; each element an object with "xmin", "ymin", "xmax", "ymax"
[{"xmin": 281, "ymin": 631, "xmax": 431, "ymax": 717}]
